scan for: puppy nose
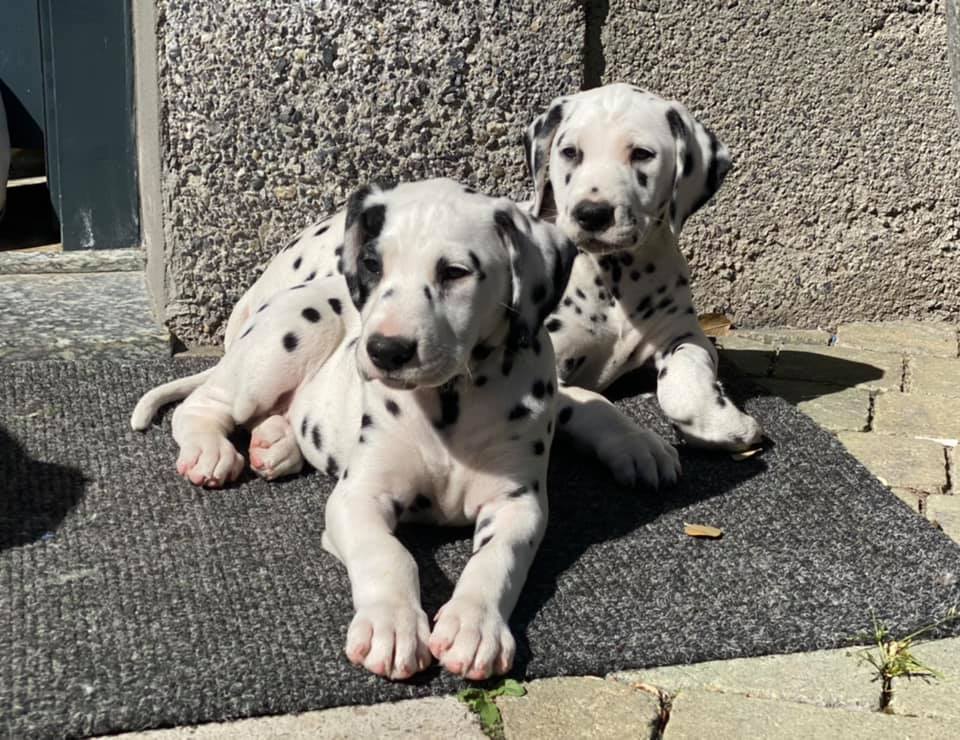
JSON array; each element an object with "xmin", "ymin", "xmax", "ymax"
[
  {"xmin": 366, "ymin": 333, "xmax": 418, "ymax": 371},
  {"xmin": 572, "ymin": 201, "xmax": 615, "ymax": 232}
]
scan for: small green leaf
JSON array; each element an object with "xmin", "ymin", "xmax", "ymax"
[
  {"xmin": 477, "ymin": 699, "xmax": 501, "ymax": 730},
  {"xmin": 498, "ymin": 678, "xmax": 526, "ymax": 697}
]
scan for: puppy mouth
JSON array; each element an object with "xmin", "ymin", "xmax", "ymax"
[{"xmin": 360, "ymin": 360, "xmax": 462, "ymax": 390}]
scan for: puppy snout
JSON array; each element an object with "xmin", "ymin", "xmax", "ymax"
[
  {"xmin": 366, "ymin": 333, "xmax": 418, "ymax": 371},
  {"xmin": 572, "ymin": 200, "xmax": 615, "ymax": 233}
]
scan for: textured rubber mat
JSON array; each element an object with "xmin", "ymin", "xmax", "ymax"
[{"xmin": 2, "ymin": 360, "xmax": 959, "ymax": 738}]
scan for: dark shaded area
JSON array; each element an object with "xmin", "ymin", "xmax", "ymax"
[
  {"xmin": 581, "ymin": 0, "xmax": 609, "ymax": 90},
  {"xmin": 0, "ymin": 425, "xmax": 85, "ymax": 550},
  {"xmin": 1, "ymin": 360, "xmax": 958, "ymax": 738}
]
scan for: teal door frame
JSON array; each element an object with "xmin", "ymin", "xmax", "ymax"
[{"xmin": 0, "ymin": 0, "xmax": 140, "ymax": 250}]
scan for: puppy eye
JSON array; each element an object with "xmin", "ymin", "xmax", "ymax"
[
  {"xmin": 438, "ymin": 264, "xmax": 472, "ymax": 283},
  {"xmin": 360, "ymin": 251, "xmax": 381, "ymax": 276},
  {"xmin": 631, "ymin": 147, "xmax": 656, "ymax": 163},
  {"xmin": 559, "ymin": 146, "xmax": 579, "ymax": 161}
]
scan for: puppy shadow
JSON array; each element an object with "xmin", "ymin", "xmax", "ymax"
[{"xmin": 0, "ymin": 425, "xmax": 87, "ymax": 550}]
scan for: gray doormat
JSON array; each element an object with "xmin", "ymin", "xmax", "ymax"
[{"xmin": 2, "ymin": 360, "xmax": 959, "ymax": 738}]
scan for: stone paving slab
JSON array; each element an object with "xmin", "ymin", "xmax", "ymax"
[
  {"xmin": 771, "ymin": 346, "xmax": 903, "ymax": 391},
  {"xmin": 611, "ymin": 646, "xmax": 879, "ymax": 711},
  {"xmin": 662, "ymin": 689, "xmax": 955, "ymax": 740},
  {"xmin": 836, "ymin": 433, "xmax": 947, "ymax": 495},
  {"xmin": 890, "ymin": 487, "xmax": 925, "ymax": 514},
  {"xmin": 909, "ymin": 355, "xmax": 960, "ymax": 398},
  {"xmin": 731, "ymin": 327, "xmax": 832, "ymax": 347},
  {"xmin": 753, "ymin": 379, "xmax": 871, "ymax": 432},
  {"xmin": 873, "ymin": 393, "xmax": 960, "ymax": 440},
  {"xmin": 836, "ymin": 321, "xmax": 958, "ymax": 358},
  {"xmin": 498, "ymin": 677, "xmax": 660, "ymax": 740},
  {"xmin": 892, "ymin": 636, "xmax": 960, "ymax": 720},
  {"xmin": 927, "ymin": 495, "xmax": 960, "ymax": 543},
  {"xmin": 108, "ymin": 697, "xmax": 484, "ymax": 740},
  {"xmin": 715, "ymin": 337, "xmax": 775, "ymax": 377}
]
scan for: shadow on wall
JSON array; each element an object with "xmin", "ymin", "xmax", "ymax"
[{"xmin": 0, "ymin": 426, "xmax": 86, "ymax": 550}]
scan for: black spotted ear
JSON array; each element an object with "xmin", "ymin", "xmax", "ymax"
[
  {"xmin": 342, "ymin": 183, "xmax": 389, "ymax": 309},
  {"xmin": 493, "ymin": 202, "xmax": 577, "ymax": 349},
  {"xmin": 523, "ymin": 96, "xmax": 569, "ymax": 217},
  {"xmin": 664, "ymin": 102, "xmax": 732, "ymax": 235}
]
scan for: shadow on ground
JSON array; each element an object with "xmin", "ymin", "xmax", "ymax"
[{"xmin": 0, "ymin": 425, "xmax": 86, "ymax": 550}]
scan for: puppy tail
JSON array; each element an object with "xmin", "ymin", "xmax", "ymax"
[{"xmin": 130, "ymin": 367, "xmax": 215, "ymax": 431}]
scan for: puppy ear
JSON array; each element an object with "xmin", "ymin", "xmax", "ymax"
[
  {"xmin": 523, "ymin": 97, "xmax": 568, "ymax": 218},
  {"xmin": 664, "ymin": 102, "xmax": 732, "ymax": 235},
  {"xmin": 342, "ymin": 183, "xmax": 388, "ymax": 309},
  {"xmin": 493, "ymin": 201, "xmax": 577, "ymax": 349}
]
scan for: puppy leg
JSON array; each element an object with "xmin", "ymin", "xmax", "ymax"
[
  {"xmin": 249, "ymin": 414, "xmax": 304, "ymax": 480},
  {"xmin": 323, "ymin": 485, "xmax": 432, "ymax": 681},
  {"xmin": 430, "ymin": 485, "xmax": 546, "ymax": 680},
  {"xmin": 655, "ymin": 331, "xmax": 762, "ymax": 451},
  {"xmin": 556, "ymin": 386, "xmax": 681, "ymax": 489},
  {"xmin": 171, "ymin": 380, "xmax": 245, "ymax": 488}
]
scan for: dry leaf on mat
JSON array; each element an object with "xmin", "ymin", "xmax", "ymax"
[
  {"xmin": 698, "ymin": 313, "xmax": 732, "ymax": 337},
  {"xmin": 731, "ymin": 448, "xmax": 762, "ymax": 461},
  {"xmin": 684, "ymin": 523, "xmax": 724, "ymax": 539}
]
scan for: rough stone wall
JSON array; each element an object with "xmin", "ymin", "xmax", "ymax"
[
  {"xmin": 155, "ymin": 0, "xmax": 959, "ymax": 342},
  {"xmin": 155, "ymin": 0, "xmax": 583, "ymax": 344},
  {"xmin": 603, "ymin": 0, "xmax": 960, "ymax": 329}
]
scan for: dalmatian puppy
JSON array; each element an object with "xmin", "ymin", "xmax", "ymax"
[
  {"xmin": 131, "ymin": 179, "xmax": 679, "ymax": 680},
  {"xmin": 523, "ymin": 83, "xmax": 763, "ymax": 451}
]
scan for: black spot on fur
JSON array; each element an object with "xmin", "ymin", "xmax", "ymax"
[
  {"xmin": 658, "ymin": 366, "xmax": 668, "ymax": 380},
  {"xmin": 314, "ymin": 224, "xmax": 329, "ymax": 237},
  {"xmin": 412, "ymin": 494, "xmax": 432, "ymax": 512},
  {"xmin": 385, "ymin": 399, "xmax": 400, "ymax": 416},
  {"xmin": 283, "ymin": 333, "xmax": 299, "ymax": 352},
  {"xmin": 658, "ymin": 297, "xmax": 673, "ymax": 309},
  {"xmin": 533, "ymin": 440, "xmax": 545, "ymax": 456},
  {"xmin": 361, "ymin": 204, "xmax": 387, "ymax": 240},
  {"xmin": 477, "ymin": 516, "xmax": 492, "ymax": 532},
  {"xmin": 677, "ymin": 275, "xmax": 689, "ymax": 287},
  {"xmin": 475, "ymin": 375, "xmax": 488, "ymax": 387},
  {"xmin": 325, "ymin": 456, "xmax": 339, "ymax": 477},
  {"xmin": 558, "ymin": 406, "xmax": 573, "ymax": 425},
  {"xmin": 565, "ymin": 172, "xmax": 571, "ymax": 185},
  {"xmin": 293, "ymin": 256, "xmax": 302, "ymax": 270},
  {"xmin": 472, "ymin": 343, "xmax": 493, "ymax": 361},
  {"xmin": 477, "ymin": 534, "xmax": 493, "ymax": 550},
  {"xmin": 311, "ymin": 425, "xmax": 322, "ymax": 450},
  {"xmin": 361, "ymin": 414, "xmax": 373, "ymax": 428},
  {"xmin": 435, "ymin": 385, "xmax": 460, "ymax": 430},
  {"xmin": 507, "ymin": 486, "xmax": 529, "ymax": 498},
  {"xmin": 545, "ymin": 318, "xmax": 563, "ymax": 333},
  {"xmin": 328, "ymin": 298, "xmax": 342, "ymax": 314},
  {"xmin": 645, "ymin": 263, "xmax": 656, "ymax": 273},
  {"xmin": 532, "ymin": 480, "xmax": 541, "ymax": 492},
  {"xmin": 306, "ymin": 271, "xmax": 316, "ymax": 281},
  {"xmin": 301, "ymin": 307, "xmax": 321, "ymax": 323},
  {"xmin": 532, "ymin": 380, "xmax": 546, "ymax": 398},
  {"xmin": 657, "ymin": 284, "xmax": 667, "ymax": 294},
  {"xmin": 636, "ymin": 296, "xmax": 652, "ymax": 313},
  {"xmin": 300, "ymin": 417, "xmax": 309, "ymax": 437},
  {"xmin": 240, "ymin": 325, "xmax": 254, "ymax": 339},
  {"xmin": 594, "ymin": 277, "xmax": 604, "ymax": 287},
  {"xmin": 257, "ymin": 303, "xmax": 269, "ymax": 313},
  {"xmin": 509, "ymin": 404, "xmax": 532, "ymax": 421},
  {"xmin": 392, "ymin": 499, "xmax": 404, "ymax": 520},
  {"xmin": 546, "ymin": 380, "xmax": 555, "ymax": 396},
  {"xmin": 630, "ymin": 270, "xmax": 641, "ymax": 281},
  {"xmin": 635, "ymin": 171, "xmax": 648, "ymax": 188},
  {"xmin": 532, "ymin": 282, "xmax": 547, "ymax": 304}
]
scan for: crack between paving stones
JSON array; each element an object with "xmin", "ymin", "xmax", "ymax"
[
  {"xmin": 632, "ymin": 682, "xmax": 672, "ymax": 739},
  {"xmin": 900, "ymin": 356, "xmax": 911, "ymax": 393},
  {"xmin": 944, "ymin": 446, "xmax": 954, "ymax": 495},
  {"xmin": 581, "ymin": 0, "xmax": 609, "ymax": 89},
  {"xmin": 866, "ymin": 391, "xmax": 877, "ymax": 432}
]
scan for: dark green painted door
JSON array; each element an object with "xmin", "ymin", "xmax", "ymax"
[{"xmin": 0, "ymin": 0, "xmax": 140, "ymax": 250}]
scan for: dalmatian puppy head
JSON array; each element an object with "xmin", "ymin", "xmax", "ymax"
[
  {"xmin": 342, "ymin": 179, "xmax": 576, "ymax": 389},
  {"xmin": 524, "ymin": 82, "xmax": 731, "ymax": 254}
]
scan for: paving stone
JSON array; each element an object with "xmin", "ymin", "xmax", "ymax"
[
  {"xmin": 662, "ymin": 689, "xmax": 955, "ymax": 740},
  {"xmin": 890, "ymin": 487, "xmax": 925, "ymax": 514},
  {"xmin": 909, "ymin": 356, "xmax": 960, "ymax": 398},
  {"xmin": 836, "ymin": 321, "xmax": 958, "ymax": 358},
  {"xmin": 753, "ymin": 379, "xmax": 871, "ymax": 432},
  {"xmin": 772, "ymin": 345, "xmax": 903, "ymax": 391},
  {"xmin": 891, "ymin": 636, "xmax": 960, "ymax": 720},
  {"xmin": 109, "ymin": 696, "xmax": 485, "ymax": 739},
  {"xmin": 715, "ymin": 337, "xmax": 774, "ymax": 377},
  {"xmin": 836, "ymin": 433, "xmax": 947, "ymax": 495},
  {"xmin": 873, "ymin": 394, "xmax": 960, "ymax": 441},
  {"xmin": 926, "ymin": 495, "xmax": 960, "ymax": 545},
  {"xmin": 730, "ymin": 327, "xmax": 832, "ymax": 347},
  {"xmin": 611, "ymin": 646, "xmax": 878, "ymax": 711},
  {"xmin": 498, "ymin": 677, "xmax": 660, "ymax": 740}
]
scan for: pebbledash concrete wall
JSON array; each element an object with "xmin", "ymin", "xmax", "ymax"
[{"xmin": 150, "ymin": 0, "xmax": 960, "ymax": 345}]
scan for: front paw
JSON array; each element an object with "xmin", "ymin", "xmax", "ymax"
[
  {"xmin": 429, "ymin": 598, "xmax": 515, "ymax": 680},
  {"xmin": 677, "ymin": 405, "xmax": 763, "ymax": 452},
  {"xmin": 249, "ymin": 416, "xmax": 304, "ymax": 480},
  {"xmin": 175, "ymin": 435, "xmax": 245, "ymax": 488},
  {"xmin": 346, "ymin": 601, "xmax": 432, "ymax": 680},
  {"xmin": 599, "ymin": 429, "xmax": 681, "ymax": 489}
]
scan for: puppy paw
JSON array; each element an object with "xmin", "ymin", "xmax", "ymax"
[
  {"xmin": 249, "ymin": 415, "xmax": 304, "ymax": 480},
  {"xmin": 346, "ymin": 601, "xmax": 432, "ymax": 680},
  {"xmin": 176, "ymin": 435, "xmax": 244, "ymax": 488},
  {"xmin": 429, "ymin": 598, "xmax": 515, "ymax": 680},
  {"xmin": 675, "ymin": 399, "xmax": 763, "ymax": 452},
  {"xmin": 598, "ymin": 429, "xmax": 681, "ymax": 490}
]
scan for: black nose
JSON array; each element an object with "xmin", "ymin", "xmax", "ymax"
[
  {"xmin": 572, "ymin": 201, "xmax": 615, "ymax": 233},
  {"xmin": 366, "ymin": 333, "xmax": 418, "ymax": 371}
]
